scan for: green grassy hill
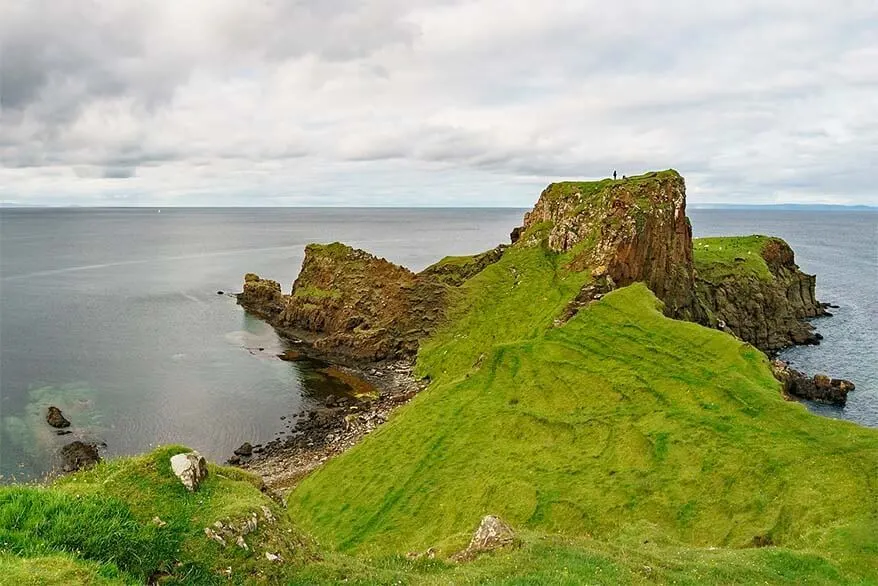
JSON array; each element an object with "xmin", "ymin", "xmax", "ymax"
[
  {"xmin": 288, "ymin": 244, "xmax": 878, "ymax": 581},
  {"xmin": 0, "ymin": 445, "xmax": 315, "ymax": 584}
]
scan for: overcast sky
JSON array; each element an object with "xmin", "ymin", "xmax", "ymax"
[{"xmin": 1, "ymin": 1, "xmax": 876, "ymax": 206}]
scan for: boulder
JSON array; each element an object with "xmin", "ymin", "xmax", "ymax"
[
  {"xmin": 453, "ymin": 515, "xmax": 516, "ymax": 560},
  {"xmin": 234, "ymin": 442, "xmax": 253, "ymax": 457},
  {"xmin": 46, "ymin": 406, "xmax": 71, "ymax": 428},
  {"xmin": 170, "ymin": 451, "xmax": 209, "ymax": 492},
  {"xmin": 771, "ymin": 360, "xmax": 855, "ymax": 405},
  {"xmin": 466, "ymin": 515, "xmax": 515, "ymax": 552},
  {"xmin": 59, "ymin": 441, "xmax": 100, "ymax": 472}
]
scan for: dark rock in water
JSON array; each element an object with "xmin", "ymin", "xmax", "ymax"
[
  {"xmin": 217, "ymin": 290, "xmax": 224, "ymax": 295},
  {"xmin": 228, "ymin": 455, "xmax": 241, "ymax": 465},
  {"xmin": 771, "ymin": 360, "xmax": 855, "ymax": 405},
  {"xmin": 46, "ymin": 406, "xmax": 71, "ymax": 428},
  {"xmin": 60, "ymin": 441, "xmax": 101, "ymax": 472},
  {"xmin": 55, "ymin": 430, "xmax": 72, "ymax": 436},
  {"xmin": 234, "ymin": 442, "xmax": 253, "ymax": 457}
]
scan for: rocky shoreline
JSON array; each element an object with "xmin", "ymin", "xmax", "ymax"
[{"xmin": 233, "ymin": 346, "xmax": 427, "ymax": 497}]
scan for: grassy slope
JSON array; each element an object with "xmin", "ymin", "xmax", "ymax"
[
  {"xmin": 693, "ymin": 235, "xmax": 776, "ymax": 281},
  {"xmin": 0, "ymin": 445, "xmax": 313, "ymax": 584},
  {"xmin": 289, "ymin": 245, "xmax": 878, "ymax": 582}
]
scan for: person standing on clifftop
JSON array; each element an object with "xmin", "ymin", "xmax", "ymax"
[{"xmin": 613, "ymin": 170, "xmax": 617, "ymax": 180}]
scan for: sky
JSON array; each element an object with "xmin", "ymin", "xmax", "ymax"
[{"xmin": 1, "ymin": 0, "xmax": 876, "ymax": 207}]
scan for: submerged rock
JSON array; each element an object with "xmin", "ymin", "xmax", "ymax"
[
  {"xmin": 59, "ymin": 440, "xmax": 100, "ymax": 472},
  {"xmin": 170, "ymin": 451, "xmax": 209, "ymax": 492},
  {"xmin": 46, "ymin": 406, "xmax": 71, "ymax": 428}
]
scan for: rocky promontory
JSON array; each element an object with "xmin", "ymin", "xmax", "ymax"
[
  {"xmin": 239, "ymin": 170, "xmax": 835, "ymax": 363},
  {"xmin": 238, "ymin": 243, "xmax": 506, "ymax": 361},
  {"xmin": 512, "ymin": 170, "xmax": 706, "ymax": 321},
  {"xmin": 693, "ymin": 235, "xmax": 827, "ymax": 351}
]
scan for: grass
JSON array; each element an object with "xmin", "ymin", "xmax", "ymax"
[
  {"xmin": 0, "ymin": 445, "xmax": 314, "ymax": 584},
  {"xmin": 693, "ymin": 235, "xmax": 777, "ymax": 282},
  {"xmin": 541, "ymin": 169, "xmax": 682, "ymax": 207},
  {"xmin": 288, "ymin": 245, "xmax": 878, "ymax": 582}
]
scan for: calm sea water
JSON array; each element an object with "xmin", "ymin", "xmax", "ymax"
[{"xmin": 1, "ymin": 207, "xmax": 875, "ymax": 480}]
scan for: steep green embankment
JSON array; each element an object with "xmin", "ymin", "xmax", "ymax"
[{"xmin": 289, "ymin": 244, "xmax": 878, "ymax": 580}]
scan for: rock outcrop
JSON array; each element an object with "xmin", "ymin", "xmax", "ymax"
[
  {"xmin": 238, "ymin": 243, "xmax": 506, "ymax": 361},
  {"xmin": 694, "ymin": 237, "xmax": 826, "ymax": 351},
  {"xmin": 240, "ymin": 170, "xmax": 829, "ymax": 360},
  {"xmin": 170, "ymin": 451, "xmax": 209, "ymax": 492},
  {"xmin": 513, "ymin": 170, "xmax": 705, "ymax": 321},
  {"xmin": 771, "ymin": 360, "xmax": 855, "ymax": 405},
  {"xmin": 238, "ymin": 274, "xmax": 285, "ymax": 320}
]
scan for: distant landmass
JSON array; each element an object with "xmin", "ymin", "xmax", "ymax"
[{"xmin": 691, "ymin": 203, "xmax": 876, "ymax": 211}]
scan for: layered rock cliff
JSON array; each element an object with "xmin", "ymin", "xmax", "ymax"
[
  {"xmin": 238, "ymin": 243, "xmax": 506, "ymax": 361},
  {"xmin": 693, "ymin": 235, "xmax": 826, "ymax": 351},
  {"xmin": 512, "ymin": 170, "xmax": 704, "ymax": 321}
]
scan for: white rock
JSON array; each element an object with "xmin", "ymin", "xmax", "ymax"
[
  {"xmin": 467, "ymin": 515, "xmax": 515, "ymax": 552},
  {"xmin": 265, "ymin": 552, "xmax": 281, "ymax": 562},
  {"xmin": 170, "ymin": 451, "xmax": 208, "ymax": 492},
  {"xmin": 235, "ymin": 535, "xmax": 248, "ymax": 550}
]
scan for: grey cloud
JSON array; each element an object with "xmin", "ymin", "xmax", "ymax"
[
  {"xmin": 1, "ymin": 0, "xmax": 877, "ymax": 205},
  {"xmin": 102, "ymin": 166, "xmax": 136, "ymax": 179}
]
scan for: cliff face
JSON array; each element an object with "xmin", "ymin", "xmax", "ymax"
[
  {"xmin": 238, "ymin": 243, "xmax": 510, "ymax": 361},
  {"xmin": 694, "ymin": 236, "xmax": 826, "ymax": 351},
  {"xmin": 514, "ymin": 170, "xmax": 704, "ymax": 321}
]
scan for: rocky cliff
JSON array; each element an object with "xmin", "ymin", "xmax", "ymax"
[
  {"xmin": 512, "ymin": 170, "xmax": 705, "ymax": 321},
  {"xmin": 693, "ymin": 235, "xmax": 826, "ymax": 351},
  {"xmin": 240, "ymin": 170, "xmax": 828, "ymax": 360},
  {"xmin": 238, "ymin": 243, "xmax": 506, "ymax": 361}
]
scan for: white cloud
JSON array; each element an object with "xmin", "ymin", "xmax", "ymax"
[{"xmin": 1, "ymin": 0, "xmax": 876, "ymax": 205}]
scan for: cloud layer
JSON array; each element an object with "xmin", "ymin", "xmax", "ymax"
[{"xmin": 2, "ymin": 0, "xmax": 876, "ymax": 206}]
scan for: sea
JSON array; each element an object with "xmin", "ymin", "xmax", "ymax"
[{"xmin": 1, "ymin": 207, "xmax": 875, "ymax": 481}]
